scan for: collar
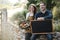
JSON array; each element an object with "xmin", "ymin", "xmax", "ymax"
[{"xmin": 40, "ymin": 9, "xmax": 47, "ymax": 14}]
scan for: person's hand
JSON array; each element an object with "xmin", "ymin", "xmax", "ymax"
[
  {"xmin": 20, "ymin": 24, "xmax": 23, "ymax": 27},
  {"xmin": 20, "ymin": 23, "xmax": 27, "ymax": 28},
  {"xmin": 24, "ymin": 24, "xmax": 27, "ymax": 27},
  {"xmin": 37, "ymin": 17, "xmax": 44, "ymax": 21}
]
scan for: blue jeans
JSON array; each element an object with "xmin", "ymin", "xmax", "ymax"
[{"xmin": 31, "ymin": 34, "xmax": 53, "ymax": 40}]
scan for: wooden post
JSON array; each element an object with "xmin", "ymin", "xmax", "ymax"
[{"xmin": 1, "ymin": 8, "xmax": 8, "ymax": 40}]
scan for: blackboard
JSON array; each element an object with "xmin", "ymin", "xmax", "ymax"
[{"xmin": 31, "ymin": 20, "xmax": 53, "ymax": 34}]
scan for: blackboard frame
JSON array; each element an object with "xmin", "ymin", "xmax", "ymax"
[{"xmin": 30, "ymin": 20, "xmax": 53, "ymax": 34}]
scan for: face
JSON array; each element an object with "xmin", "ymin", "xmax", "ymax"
[
  {"xmin": 40, "ymin": 3, "xmax": 46, "ymax": 11},
  {"xmin": 29, "ymin": 6, "xmax": 34, "ymax": 12}
]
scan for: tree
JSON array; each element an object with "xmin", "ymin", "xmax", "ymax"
[
  {"xmin": 10, "ymin": 12, "xmax": 25, "ymax": 25},
  {"xmin": 46, "ymin": 0, "xmax": 52, "ymax": 10},
  {"xmin": 22, "ymin": 9, "xmax": 28, "ymax": 18},
  {"xmin": 27, "ymin": 0, "xmax": 56, "ymax": 10}
]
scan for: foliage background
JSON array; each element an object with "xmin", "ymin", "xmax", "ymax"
[{"xmin": 9, "ymin": 0, "xmax": 60, "ymax": 32}]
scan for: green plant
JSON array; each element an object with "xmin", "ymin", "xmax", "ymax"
[{"xmin": 55, "ymin": 25, "xmax": 60, "ymax": 32}]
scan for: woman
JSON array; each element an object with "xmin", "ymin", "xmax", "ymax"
[
  {"xmin": 25, "ymin": 4, "xmax": 37, "ymax": 40},
  {"xmin": 26, "ymin": 4, "xmax": 36, "ymax": 21},
  {"xmin": 19, "ymin": 4, "xmax": 37, "ymax": 40}
]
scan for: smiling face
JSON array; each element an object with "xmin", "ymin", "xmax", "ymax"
[
  {"xmin": 28, "ymin": 5, "xmax": 35, "ymax": 12},
  {"xmin": 40, "ymin": 3, "xmax": 46, "ymax": 11}
]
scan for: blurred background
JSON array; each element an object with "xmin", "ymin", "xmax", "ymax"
[{"xmin": 0, "ymin": 0, "xmax": 60, "ymax": 40}]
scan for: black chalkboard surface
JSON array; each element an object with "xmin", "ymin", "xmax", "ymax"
[{"xmin": 31, "ymin": 20, "xmax": 53, "ymax": 34}]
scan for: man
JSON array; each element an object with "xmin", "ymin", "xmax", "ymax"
[{"xmin": 31, "ymin": 2, "xmax": 53, "ymax": 40}]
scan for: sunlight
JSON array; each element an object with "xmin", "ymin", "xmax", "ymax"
[
  {"xmin": 20, "ymin": 0, "xmax": 28, "ymax": 3},
  {"xmin": 8, "ymin": 0, "xmax": 28, "ymax": 4},
  {"xmin": 7, "ymin": 0, "xmax": 28, "ymax": 17},
  {"xmin": 8, "ymin": 0, "xmax": 19, "ymax": 4},
  {"xmin": 7, "ymin": 7, "xmax": 24, "ymax": 17}
]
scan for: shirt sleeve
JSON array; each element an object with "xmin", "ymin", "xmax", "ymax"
[
  {"xmin": 44, "ymin": 11, "xmax": 53, "ymax": 20},
  {"xmin": 26, "ymin": 13, "xmax": 30, "ymax": 20},
  {"xmin": 34, "ymin": 13, "xmax": 38, "ymax": 20}
]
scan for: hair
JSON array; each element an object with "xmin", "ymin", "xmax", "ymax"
[
  {"xmin": 29, "ymin": 4, "xmax": 37, "ymax": 16},
  {"xmin": 40, "ymin": 1, "xmax": 46, "ymax": 6}
]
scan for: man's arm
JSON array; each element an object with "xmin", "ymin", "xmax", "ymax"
[
  {"xmin": 44, "ymin": 11, "xmax": 53, "ymax": 20},
  {"xmin": 34, "ymin": 11, "xmax": 53, "ymax": 21}
]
